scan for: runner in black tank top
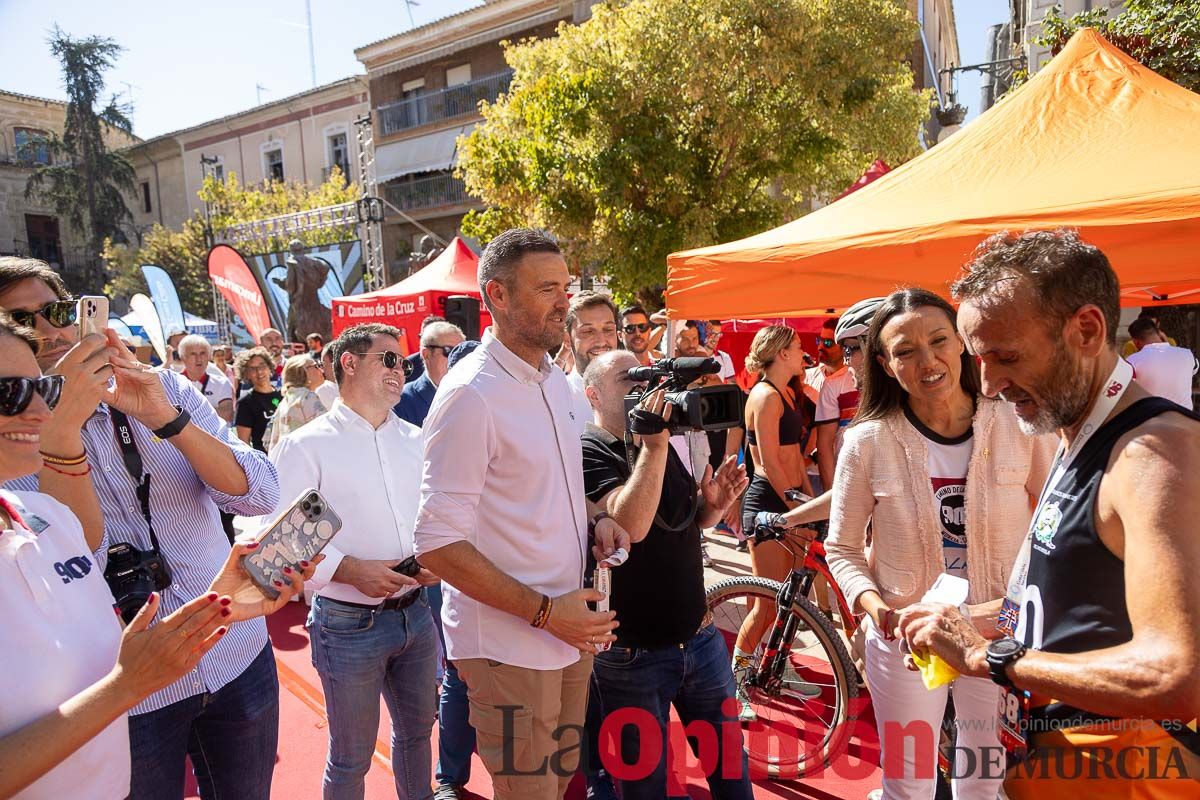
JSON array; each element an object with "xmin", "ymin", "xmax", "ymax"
[{"xmin": 1007, "ymin": 397, "xmax": 1200, "ymax": 798}]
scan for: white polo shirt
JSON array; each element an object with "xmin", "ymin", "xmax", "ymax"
[
  {"xmin": 416, "ymin": 332, "xmax": 589, "ymax": 670},
  {"xmin": 0, "ymin": 490, "xmax": 128, "ymax": 799},
  {"xmin": 1129, "ymin": 344, "xmax": 1197, "ymax": 410},
  {"xmin": 187, "ymin": 369, "xmax": 234, "ymax": 412},
  {"xmin": 268, "ymin": 399, "xmax": 423, "ymax": 606}
]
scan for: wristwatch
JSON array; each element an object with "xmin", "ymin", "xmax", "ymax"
[
  {"xmin": 986, "ymin": 637, "xmax": 1027, "ymax": 689},
  {"xmin": 152, "ymin": 405, "xmax": 191, "ymax": 440}
]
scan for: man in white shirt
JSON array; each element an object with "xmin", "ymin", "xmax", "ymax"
[
  {"xmin": 802, "ymin": 316, "xmax": 842, "ymax": 403},
  {"xmin": 1127, "ymin": 317, "xmax": 1197, "ymax": 410},
  {"xmin": 415, "ymin": 228, "xmax": 626, "ymax": 800},
  {"xmin": 809, "ymin": 316, "xmax": 850, "ymax": 493},
  {"xmin": 269, "ymin": 323, "xmax": 439, "ymax": 800},
  {"xmin": 564, "ymin": 291, "xmax": 618, "ymax": 435},
  {"xmin": 314, "ymin": 342, "xmax": 340, "ymax": 409},
  {"xmin": 178, "ymin": 335, "xmax": 234, "ymax": 423}
]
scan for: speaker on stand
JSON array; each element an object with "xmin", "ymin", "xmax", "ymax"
[{"xmin": 442, "ymin": 295, "xmax": 481, "ymax": 341}]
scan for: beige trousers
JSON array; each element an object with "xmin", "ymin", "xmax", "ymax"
[{"xmin": 456, "ymin": 654, "xmax": 593, "ymax": 800}]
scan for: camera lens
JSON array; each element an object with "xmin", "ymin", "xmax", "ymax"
[
  {"xmin": 302, "ymin": 501, "xmax": 311, "ymax": 511},
  {"xmin": 312, "ymin": 505, "xmax": 323, "ymax": 516}
]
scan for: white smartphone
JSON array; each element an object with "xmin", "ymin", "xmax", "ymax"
[{"xmin": 76, "ymin": 296, "xmax": 109, "ymax": 339}]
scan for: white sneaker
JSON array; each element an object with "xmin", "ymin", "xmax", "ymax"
[
  {"xmin": 866, "ymin": 790, "xmax": 883, "ymax": 800},
  {"xmin": 700, "ymin": 543, "xmax": 714, "ymax": 568},
  {"xmin": 736, "ymin": 683, "xmax": 758, "ymax": 723}
]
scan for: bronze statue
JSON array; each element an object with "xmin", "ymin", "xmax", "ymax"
[{"xmin": 273, "ymin": 239, "xmax": 332, "ymax": 343}]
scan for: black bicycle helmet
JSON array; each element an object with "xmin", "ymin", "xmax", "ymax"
[{"xmin": 834, "ymin": 297, "xmax": 886, "ymax": 343}]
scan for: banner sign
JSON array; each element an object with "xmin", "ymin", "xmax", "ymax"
[
  {"xmin": 242, "ymin": 240, "xmax": 360, "ymax": 334},
  {"xmin": 207, "ymin": 244, "xmax": 273, "ymax": 341},
  {"xmin": 140, "ymin": 265, "xmax": 188, "ymax": 338},
  {"xmin": 129, "ymin": 293, "xmax": 166, "ymax": 363}
]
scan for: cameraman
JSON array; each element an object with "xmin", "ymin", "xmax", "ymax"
[
  {"xmin": 580, "ymin": 350, "xmax": 751, "ymax": 800},
  {"xmin": 0, "ymin": 259, "xmax": 284, "ymax": 800}
]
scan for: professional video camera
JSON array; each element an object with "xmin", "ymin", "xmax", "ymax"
[{"xmin": 624, "ymin": 357, "xmax": 743, "ymax": 436}]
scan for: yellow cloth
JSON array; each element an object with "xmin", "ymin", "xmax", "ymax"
[{"xmin": 911, "ymin": 650, "xmax": 959, "ymax": 690}]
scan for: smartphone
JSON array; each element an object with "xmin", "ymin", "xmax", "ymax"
[
  {"xmin": 391, "ymin": 555, "xmax": 421, "ymax": 577},
  {"xmin": 76, "ymin": 296, "xmax": 109, "ymax": 340},
  {"xmin": 242, "ymin": 489, "xmax": 342, "ymax": 599},
  {"xmin": 785, "ymin": 488, "xmax": 812, "ymax": 504}
]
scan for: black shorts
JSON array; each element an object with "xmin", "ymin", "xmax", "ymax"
[{"xmin": 741, "ymin": 473, "xmax": 789, "ymax": 534}]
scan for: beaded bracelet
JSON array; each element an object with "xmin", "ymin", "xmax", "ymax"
[
  {"xmin": 531, "ymin": 594, "xmax": 553, "ymax": 629},
  {"xmin": 41, "ymin": 451, "xmax": 87, "ymax": 466},
  {"xmin": 43, "ymin": 462, "xmax": 92, "ymax": 478}
]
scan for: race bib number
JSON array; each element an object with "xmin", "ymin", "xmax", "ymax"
[{"xmin": 997, "ymin": 686, "xmax": 1031, "ymax": 763}]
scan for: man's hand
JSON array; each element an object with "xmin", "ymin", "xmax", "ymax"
[
  {"xmin": 208, "ymin": 542, "xmax": 322, "ymax": 622},
  {"xmin": 544, "ymin": 588, "xmax": 619, "ymax": 654},
  {"xmin": 103, "ymin": 330, "xmax": 179, "ymax": 429},
  {"xmin": 42, "ymin": 334, "xmax": 113, "ymax": 439},
  {"xmin": 414, "ymin": 567, "xmax": 441, "ymax": 587},
  {"xmin": 700, "ymin": 454, "xmax": 749, "ymax": 513},
  {"xmin": 897, "ymin": 603, "xmax": 990, "ymax": 677},
  {"xmin": 332, "ymin": 555, "xmax": 420, "ymax": 597},
  {"xmin": 631, "ymin": 386, "xmax": 671, "ymax": 450},
  {"xmin": 592, "ymin": 516, "xmax": 632, "ymax": 564}
]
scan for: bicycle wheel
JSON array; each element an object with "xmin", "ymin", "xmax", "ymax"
[{"xmin": 707, "ymin": 576, "xmax": 860, "ymax": 778}]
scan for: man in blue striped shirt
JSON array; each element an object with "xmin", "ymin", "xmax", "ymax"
[{"xmin": 1, "ymin": 260, "xmax": 283, "ymax": 800}]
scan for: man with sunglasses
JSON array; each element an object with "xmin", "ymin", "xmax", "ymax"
[
  {"xmin": 270, "ymin": 323, "xmax": 440, "ymax": 799},
  {"xmin": 0, "ymin": 257, "xmax": 284, "ymax": 800},
  {"xmin": 807, "ymin": 316, "xmax": 850, "ymax": 493},
  {"xmin": 394, "ymin": 321, "xmax": 465, "ymax": 428},
  {"xmin": 618, "ymin": 305, "xmax": 663, "ymax": 367}
]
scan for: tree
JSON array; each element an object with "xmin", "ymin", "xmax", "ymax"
[
  {"xmin": 1036, "ymin": 0, "xmax": 1200, "ymax": 92},
  {"xmin": 104, "ymin": 170, "xmax": 359, "ymax": 316},
  {"xmin": 457, "ymin": 0, "xmax": 930, "ymax": 302},
  {"xmin": 25, "ymin": 27, "xmax": 136, "ymax": 293}
]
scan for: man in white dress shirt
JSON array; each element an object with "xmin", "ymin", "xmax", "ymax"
[
  {"xmin": 564, "ymin": 291, "xmax": 619, "ymax": 435},
  {"xmin": 415, "ymin": 229, "xmax": 626, "ymax": 800},
  {"xmin": 270, "ymin": 322, "xmax": 439, "ymax": 800},
  {"xmin": 1127, "ymin": 317, "xmax": 1197, "ymax": 410},
  {"xmin": 178, "ymin": 335, "xmax": 234, "ymax": 423}
]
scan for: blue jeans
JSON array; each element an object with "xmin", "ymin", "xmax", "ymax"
[
  {"xmin": 590, "ymin": 624, "xmax": 753, "ymax": 800},
  {"xmin": 307, "ymin": 593, "xmax": 438, "ymax": 800},
  {"xmin": 127, "ymin": 643, "xmax": 279, "ymax": 800},
  {"xmin": 436, "ymin": 659, "xmax": 476, "ymax": 786}
]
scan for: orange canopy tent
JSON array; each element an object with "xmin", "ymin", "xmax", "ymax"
[
  {"xmin": 330, "ymin": 236, "xmax": 491, "ymax": 353},
  {"xmin": 666, "ymin": 29, "xmax": 1200, "ymax": 319}
]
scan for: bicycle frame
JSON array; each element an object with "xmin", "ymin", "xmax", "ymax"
[{"xmin": 752, "ymin": 528, "xmax": 862, "ymax": 690}]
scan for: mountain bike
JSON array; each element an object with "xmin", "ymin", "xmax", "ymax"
[{"xmin": 706, "ymin": 517, "xmax": 863, "ymax": 777}]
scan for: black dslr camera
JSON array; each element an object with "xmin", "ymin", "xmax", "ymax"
[
  {"xmin": 104, "ymin": 541, "xmax": 173, "ymax": 625},
  {"xmin": 624, "ymin": 357, "xmax": 744, "ymax": 436}
]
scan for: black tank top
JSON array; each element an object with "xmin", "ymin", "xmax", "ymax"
[
  {"xmin": 746, "ymin": 378, "xmax": 805, "ymax": 447},
  {"xmin": 1022, "ymin": 397, "xmax": 1200, "ymax": 739}
]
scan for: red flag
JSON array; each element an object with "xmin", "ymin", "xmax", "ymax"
[{"xmin": 207, "ymin": 245, "xmax": 272, "ymax": 340}]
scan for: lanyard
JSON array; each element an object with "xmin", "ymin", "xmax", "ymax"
[
  {"xmin": 1000, "ymin": 358, "xmax": 1134, "ymax": 630},
  {"xmin": 110, "ymin": 410, "xmax": 160, "ymax": 551}
]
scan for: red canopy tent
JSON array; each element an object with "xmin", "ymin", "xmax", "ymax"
[{"xmin": 330, "ymin": 237, "xmax": 491, "ymax": 353}]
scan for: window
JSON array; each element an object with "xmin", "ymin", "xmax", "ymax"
[
  {"xmin": 13, "ymin": 128, "xmax": 51, "ymax": 165},
  {"xmin": 140, "ymin": 181, "xmax": 152, "ymax": 213},
  {"xmin": 328, "ymin": 132, "xmax": 349, "ymax": 178},
  {"xmin": 264, "ymin": 148, "xmax": 284, "ymax": 182},
  {"xmin": 445, "ymin": 64, "xmax": 472, "ymax": 87},
  {"xmin": 213, "ymin": 162, "xmax": 225, "ymax": 182}
]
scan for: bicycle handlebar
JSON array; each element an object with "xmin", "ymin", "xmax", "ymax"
[{"xmin": 751, "ymin": 516, "xmax": 828, "ymax": 544}]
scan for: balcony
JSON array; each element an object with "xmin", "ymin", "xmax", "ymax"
[
  {"xmin": 377, "ymin": 70, "xmax": 514, "ymax": 137},
  {"xmin": 383, "ymin": 172, "xmax": 472, "ymax": 213}
]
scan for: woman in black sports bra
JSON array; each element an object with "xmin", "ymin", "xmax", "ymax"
[{"xmin": 730, "ymin": 325, "xmax": 814, "ymax": 721}]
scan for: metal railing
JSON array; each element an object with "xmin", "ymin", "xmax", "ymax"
[
  {"xmin": 383, "ymin": 172, "xmax": 471, "ymax": 212},
  {"xmin": 377, "ymin": 70, "xmax": 513, "ymax": 136}
]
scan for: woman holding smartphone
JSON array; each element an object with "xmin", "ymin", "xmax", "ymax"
[{"xmin": 0, "ymin": 311, "xmax": 316, "ymax": 799}]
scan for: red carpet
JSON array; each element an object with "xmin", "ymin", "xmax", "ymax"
[{"xmin": 183, "ymin": 602, "xmax": 882, "ymax": 799}]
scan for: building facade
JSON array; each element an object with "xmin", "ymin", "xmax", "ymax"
[
  {"xmin": 0, "ymin": 89, "xmax": 139, "ymax": 272},
  {"xmin": 123, "ymin": 77, "xmax": 369, "ymax": 234},
  {"xmin": 354, "ymin": 0, "xmax": 601, "ymax": 278},
  {"xmin": 907, "ymin": 0, "xmax": 962, "ymax": 144}
]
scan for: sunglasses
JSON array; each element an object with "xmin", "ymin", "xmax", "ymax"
[
  {"xmin": 424, "ymin": 344, "xmax": 455, "ymax": 358},
  {"xmin": 841, "ymin": 344, "xmax": 862, "ymax": 363},
  {"xmin": 0, "ymin": 375, "xmax": 64, "ymax": 416},
  {"xmin": 622, "ymin": 323, "xmax": 651, "ymax": 334},
  {"xmin": 9, "ymin": 300, "xmax": 77, "ymax": 330},
  {"xmin": 358, "ymin": 351, "xmax": 414, "ymax": 378},
  {"xmin": 818, "ymin": 337, "xmax": 837, "ymax": 349}
]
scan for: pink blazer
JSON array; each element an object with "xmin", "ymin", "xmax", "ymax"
[{"xmin": 826, "ymin": 397, "xmax": 1057, "ymax": 611}]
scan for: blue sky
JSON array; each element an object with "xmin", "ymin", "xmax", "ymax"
[{"xmin": 0, "ymin": 0, "xmax": 1009, "ymax": 139}]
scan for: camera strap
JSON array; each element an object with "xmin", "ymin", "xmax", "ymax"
[
  {"xmin": 110, "ymin": 409, "xmax": 160, "ymax": 552},
  {"xmin": 621, "ymin": 430, "xmax": 701, "ymax": 533}
]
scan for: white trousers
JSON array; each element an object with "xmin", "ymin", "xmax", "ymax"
[{"xmin": 865, "ymin": 622, "xmax": 1004, "ymax": 800}]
